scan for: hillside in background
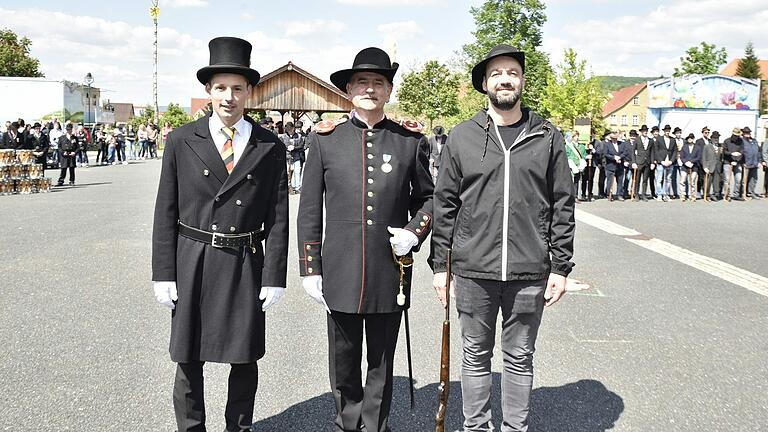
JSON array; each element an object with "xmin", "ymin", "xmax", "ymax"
[{"xmin": 596, "ymin": 76, "xmax": 661, "ymax": 93}]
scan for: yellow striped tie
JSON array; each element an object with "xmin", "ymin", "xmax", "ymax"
[{"xmin": 221, "ymin": 126, "xmax": 235, "ymax": 173}]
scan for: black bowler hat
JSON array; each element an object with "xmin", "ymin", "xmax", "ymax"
[
  {"xmin": 686, "ymin": 133, "xmax": 695, "ymax": 140},
  {"xmin": 662, "ymin": 124, "xmax": 671, "ymax": 131},
  {"xmin": 629, "ymin": 129, "xmax": 638, "ymax": 137},
  {"xmin": 711, "ymin": 131, "xmax": 720, "ymax": 138},
  {"xmin": 471, "ymin": 44, "xmax": 526, "ymax": 94},
  {"xmin": 741, "ymin": 126, "xmax": 752, "ymax": 134},
  {"xmin": 330, "ymin": 47, "xmax": 399, "ymax": 93},
  {"xmin": 639, "ymin": 125, "xmax": 648, "ymax": 132},
  {"xmin": 651, "ymin": 126, "xmax": 659, "ymax": 132},
  {"xmin": 673, "ymin": 127, "xmax": 682, "ymax": 134},
  {"xmin": 33, "ymin": 122, "xmax": 41, "ymax": 128},
  {"xmin": 196, "ymin": 37, "xmax": 260, "ymax": 86}
]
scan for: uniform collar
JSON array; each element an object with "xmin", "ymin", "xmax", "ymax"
[
  {"xmin": 350, "ymin": 112, "xmax": 388, "ymax": 129},
  {"xmin": 209, "ymin": 111, "xmax": 247, "ymax": 136}
]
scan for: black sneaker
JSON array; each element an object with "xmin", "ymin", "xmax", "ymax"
[{"xmin": 68, "ymin": 181, "xmax": 75, "ymax": 186}]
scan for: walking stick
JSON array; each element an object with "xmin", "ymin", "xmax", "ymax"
[
  {"xmin": 631, "ymin": 167, "xmax": 638, "ymax": 200},
  {"xmin": 704, "ymin": 172, "xmax": 709, "ymax": 201},
  {"xmin": 742, "ymin": 164, "xmax": 748, "ymax": 200},
  {"xmin": 435, "ymin": 249, "xmax": 452, "ymax": 432},
  {"xmin": 687, "ymin": 167, "xmax": 693, "ymax": 201}
]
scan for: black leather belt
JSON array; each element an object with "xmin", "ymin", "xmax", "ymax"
[{"xmin": 178, "ymin": 222, "xmax": 264, "ymax": 250}]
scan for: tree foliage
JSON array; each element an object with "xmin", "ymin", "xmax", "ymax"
[
  {"xmin": 0, "ymin": 28, "xmax": 44, "ymax": 77},
  {"xmin": 396, "ymin": 60, "xmax": 460, "ymax": 130},
  {"xmin": 161, "ymin": 103, "xmax": 193, "ymax": 128},
  {"xmin": 541, "ymin": 48, "xmax": 605, "ymax": 131},
  {"xmin": 736, "ymin": 41, "xmax": 762, "ymax": 79},
  {"xmin": 673, "ymin": 42, "xmax": 727, "ymax": 76},
  {"xmin": 129, "ymin": 106, "xmax": 155, "ymax": 129},
  {"xmin": 461, "ymin": 0, "xmax": 551, "ymax": 115}
]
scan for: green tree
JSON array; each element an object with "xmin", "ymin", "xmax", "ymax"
[
  {"xmin": 735, "ymin": 41, "xmax": 762, "ymax": 79},
  {"xmin": 396, "ymin": 60, "xmax": 461, "ymax": 130},
  {"xmin": 161, "ymin": 102, "xmax": 193, "ymax": 128},
  {"xmin": 129, "ymin": 106, "xmax": 155, "ymax": 129},
  {"xmin": 461, "ymin": 0, "xmax": 552, "ymax": 115},
  {"xmin": 541, "ymin": 48, "xmax": 605, "ymax": 131},
  {"xmin": 0, "ymin": 28, "xmax": 44, "ymax": 77},
  {"xmin": 673, "ymin": 42, "xmax": 727, "ymax": 76}
]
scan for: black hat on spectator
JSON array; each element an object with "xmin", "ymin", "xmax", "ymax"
[
  {"xmin": 741, "ymin": 126, "xmax": 752, "ymax": 134},
  {"xmin": 33, "ymin": 122, "xmax": 41, "ymax": 128},
  {"xmin": 701, "ymin": 126, "xmax": 710, "ymax": 133},
  {"xmin": 639, "ymin": 125, "xmax": 648, "ymax": 132},
  {"xmin": 471, "ymin": 44, "xmax": 526, "ymax": 94},
  {"xmin": 686, "ymin": 133, "xmax": 695, "ymax": 140},
  {"xmin": 673, "ymin": 127, "xmax": 682, "ymax": 134},
  {"xmin": 65, "ymin": 123, "xmax": 73, "ymax": 130},
  {"xmin": 711, "ymin": 131, "xmax": 720, "ymax": 138},
  {"xmin": 651, "ymin": 126, "xmax": 660, "ymax": 133},
  {"xmin": 629, "ymin": 129, "xmax": 638, "ymax": 137},
  {"xmin": 662, "ymin": 124, "xmax": 671, "ymax": 131},
  {"xmin": 285, "ymin": 122, "xmax": 295, "ymax": 128},
  {"xmin": 196, "ymin": 37, "xmax": 260, "ymax": 86}
]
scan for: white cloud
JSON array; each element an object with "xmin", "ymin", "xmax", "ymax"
[
  {"xmin": 160, "ymin": 0, "xmax": 209, "ymax": 7},
  {"xmin": 279, "ymin": 19, "xmax": 347, "ymax": 38},
  {"xmin": 542, "ymin": 0, "xmax": 768, "ymax": 77},
  {"xmin": 337, "ymin": 0, "xmax": 438, "ymax": 5},
  {"xmin": 377, "ymin": 21, "xmax": 423, "ymax": 40}
]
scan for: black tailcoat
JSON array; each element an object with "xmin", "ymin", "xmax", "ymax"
[
  {"xmin": 152, "ymin": 115, "xmax": 288, "ymax": 363},
  {"xmin": 297, "ymin": 116, "xmax": 434, "ymax": 314}
]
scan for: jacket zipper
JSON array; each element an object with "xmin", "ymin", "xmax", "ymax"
[{"xmin": 492, "ymin": 122, "xmax": 546, "ymax": 281}]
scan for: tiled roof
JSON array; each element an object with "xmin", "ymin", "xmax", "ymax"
[{"xmin": 602, "ymin": 83, "xmax": 646, "ymax": 117}]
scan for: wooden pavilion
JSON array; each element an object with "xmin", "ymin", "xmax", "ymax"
[{"xmin": 248, "ymin": 61, "xmax": 352, "ymax": 121}]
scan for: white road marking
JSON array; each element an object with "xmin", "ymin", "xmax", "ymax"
[{"xmin": 576, "ymin": 209, "xmax": 768, "ymax": 298}]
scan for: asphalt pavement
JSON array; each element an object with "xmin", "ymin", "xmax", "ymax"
[{"xmin": 1, "ymin": 159, "xmax": 766, "ymax": 431}]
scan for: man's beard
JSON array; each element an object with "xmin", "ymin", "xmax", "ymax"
[{"xmin": 488, "ymin": 85, "xmax": 521, "ymax": 111}]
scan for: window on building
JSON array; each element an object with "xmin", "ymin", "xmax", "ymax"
[
  {"xmin": 633, "ymin": 97, "xmax": 640, "ymax": 106},
  {"xmin": 621, "ymin": 115, "xmax": 627, "ymax": 126},
  {"xmin": 632, "ymin": 115, "xmax": 639, "ymax": 126},
  {"xmin": 610, "ymin": 114, "xmax": 617, "ymax": 125}
]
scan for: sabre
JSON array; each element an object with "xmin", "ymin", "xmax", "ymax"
[
  {"xmin": 435, "ymin": 248, "xmax": 452, "ymax": 432},
  {"xmin": 392, "ymin": 249, "xmax": 415, "ymax": 410},
  {"xmin": 704, "ymin": 172, "xmax": 709, "ymax": 201}
]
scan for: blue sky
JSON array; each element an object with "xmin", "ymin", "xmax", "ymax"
[{"xmin": 1, "ymin": 0, "xmax": 766, "ymax": 106}]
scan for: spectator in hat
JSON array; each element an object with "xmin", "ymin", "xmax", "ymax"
[
  {"xmin": 701, "ymin": 131, "xmax": 723, "ymax": 201},
  {"xmin": 679, "ymin": 133, "xmax": 702, "ymax": 201},
  {"xmin": 279, "ymin": 121, "xmax": 305, "ymax": 193},
  {"xmin": 722, "ymin": 127, "xmax": 744, "ymax": 201},
  {"xmin": 654, "ymin": 124, "xmax": 677, "ymax": 201},
  {"xmin": 631, "ymin": 125, "xmax": 654, "ymax": 201},
  {"xmin": 57, "ymin": 123, "xmax": 78, "ymax": 186},
  {"xmin": 741, "ymin": 127, "xmax": 761, "ymax": 199},
  {"xmin": 761, "ymin": 133, "xmax": 768, "ymax": 197}
]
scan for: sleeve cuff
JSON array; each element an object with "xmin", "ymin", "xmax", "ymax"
[
  {"xmin": 404, "ymin": 210, "xmax": 432, "ymax": 245},
  {"xmin": 299, "ymin": 241, "xmax": 322, "ymax": 277},
  {"xmin": 550, "ymin": 262, "xmax": 574, "ymax": 277}
]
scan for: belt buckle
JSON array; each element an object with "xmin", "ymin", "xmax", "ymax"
[{"xmin": 211, "ymin": 232, "xmax": 225, "ymax": 248}]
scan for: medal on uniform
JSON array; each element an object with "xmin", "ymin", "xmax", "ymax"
[{"xmin": 381, "ymin": 154, "xmax": 393, "ymax": 173}]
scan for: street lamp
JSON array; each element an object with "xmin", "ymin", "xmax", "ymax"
[{"xmin": 84, "ymin": 72, "xmax": 94, "ymax": 125}]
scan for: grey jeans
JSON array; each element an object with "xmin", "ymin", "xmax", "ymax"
[{"xmin": 455, "ymin": 275, "xmax": 546, "ymax": 432}]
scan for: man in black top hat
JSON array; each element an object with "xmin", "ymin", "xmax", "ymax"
[
  {"xmin": 678, "ymin": 133, "xmax": 702, "ymax": 201},
  {"xmin": 297, "ymin": 47, "xmax": 433, "ymax": 432},
  {"xmin": 722, "ymin": 127, "xmax": 745, "ymax": 201},
  {"xmin": 29, "ymin": 122, "xmax": 50, "ymax": 174},
  {"xmin": 432, "ymin": 44, "xmax": 574, "ymax": 432},
  {"xmin": 428, "ymin": 125, "xmax": 447, "ymax": 181},
  {"xmin": 654, "ymin": 124, "xmax": 677, "ymax": 201},
  {"xmin": 57, "ymin": 123, "xmax": 78, "ymax": 186},
  {"xmin": 151, "ymin": 36, "xmax": 288, "ymax": 432},
  {"xmin": 631, "ymin": 125, "xmax": 654, "ymax": 201}
]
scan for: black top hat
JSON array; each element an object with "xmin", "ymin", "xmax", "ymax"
[
  {"xmin": 651, "ymin": 126, "xmax": 660, "ymax": 132},
  {"xmin": 196, "ymin": 37, "xmax": 260, "ymax": 86},
  {"xmin": 673, "ymin": 127, "xmax": 682, "ymax": 134},
  {"xmin": 471, "ymin": 44, "xmax": 526, "ymax": 94},
  {"xmin": 741, "ymin": 126, "xmax": 752, "ymax": 134},
  {"xmin": 662, "ymin": 124, "xmax": 671, "ymax": 131},
  {"xmin": 639, "ymin": 125, "xmax": 648, "ymax": 132},
  {"xmin": 330, "ymin": 47, "xmax": 399, "ymax": 93}
]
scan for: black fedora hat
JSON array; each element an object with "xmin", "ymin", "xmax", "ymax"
[
  {"xmin": 651, "ymin": 126, "xmax": 660, "ymax": 132},
  {"xmin": 662, "ymin": 124, "xmax": 671, "ymax": 131},
  {"xmin": 330, "ymin": 47, "xmax": 399, "ymax": 93},
  {"xmin": 639, "ymin": 125, "xmax": 648, "ymax": 132},
  {"xmin": 741, "ymin": 126, "xmax": 752, "ymax": 134},
  {"xmin": 197, "ymin": 37, "xmax": 260, "ymax": 86},
  {"xmin": 673, "ymin": 127, "xmax": 682, "ymax": 134},
  {"xmin": 471, "ymin": 44, "xmax": 526, "ymax": 94}
]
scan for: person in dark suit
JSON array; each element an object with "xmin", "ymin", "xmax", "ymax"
[
  {"xmin": 151, "ymin": 37, "xmax": 288, "ymax": 432},
  {"xmin": 631, "ymin": 125, "xmax": 655, "ymax": 201},
  {"xmin": 603, "ymin": 130, "xmax": 626, "ymax": 201},
  {"xmin": 701, "ymin": 131, "xmax": 723, "ymax": 201},
  {"xmin": 679, "ymin": 133, "xmax": 702, "ymax": 201},
  {"xmin": 297, "ymin": 47, "xmax": 433, "ymax": 432},
  {"xmin": 1, "ymin": 121, "xmax": 23, "ymax": 149},
  {"xmin": 56, "ymin": 123, "xmax": 78, "ymax": 185},
  {"xmin": 29, "ymin": 123, "xmax": 50, "ymax": 174},
  {"xmin": 595, "ymin": 131, "xmax": 608, "ymax": 198},
  {"xmin": 654, "ymin": 124, "xmax": 678, "ymax": 201},
  {"xmin": 428, "ymin": 125, "xmax": 447, "ymax": 180}
]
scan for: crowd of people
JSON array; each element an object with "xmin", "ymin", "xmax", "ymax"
[
  {"xmin": 562, "ymin": 125, "xmax": 768, "ymax": 202},
  {"xmin": 1, "ymin": 118, "xmax": 173, "ymax": 186}
]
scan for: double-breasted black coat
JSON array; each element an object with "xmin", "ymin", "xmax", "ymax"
[
  {"xmin": 152, "ymin": 115, "xmax": 288, "ymax": 363},
  {"xmin": 297, "ymin": 116, "xmax": 434, "ymax": 314},
  {"xmin": 58, "ymin": 134, "xmax": 78, "ymax": 168}
]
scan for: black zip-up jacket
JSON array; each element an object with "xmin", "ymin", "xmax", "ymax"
[{"xmin": 431, "ymin": 108, "xmax": 575, "ymax": 280}]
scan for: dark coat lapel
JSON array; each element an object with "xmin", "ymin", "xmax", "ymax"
[
  {"xmin": 186, "ymin": 115, "xmax": 229, "ymax": 184},
  {"xmin": 218, "ymin": 118, "xmax": 276, "ymax": 196}
]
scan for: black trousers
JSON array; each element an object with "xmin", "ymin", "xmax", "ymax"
[
  {"xmin": 173, "ymin": 361, "xmax": 259, "ymax": 432},
  {"xmin": 597, "ymin": 164, "xmax": 606, "ymax": 197},
  {"xmin": 58, "ymin": 166, "xmax": 75, "ymax": 184},
  {"xmin": 633, "ymin": 164, "xmax": 652, "ymax": 198},
  {"xmin": 580, "ymin": 163, "xmax": 595, "ymax": 198},
  {"xmin": 328, "ymin": 311, "xmax": 402, "ymax": 432}
]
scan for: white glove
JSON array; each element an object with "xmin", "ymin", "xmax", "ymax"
[
  {"xmin": 303, "ymin": 275, "xmax": 330, "ymax": 313},
  {"xmin": 259, "ymin": 286, "xmax": 285, "ymax": 311},
  {"xmin": 387, "ymin": 226, "xmax": 418, "ymax": 256},
  {"xmin": 153, "ymin": 281, "xmax": 178, "ymax": 310}
]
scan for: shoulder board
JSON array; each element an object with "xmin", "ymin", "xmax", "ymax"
[
  {"xmin": 399, "ymin": 120, "xmax": 423, "ymax": 134},
  {"xmin": 315, "ymin": 118, "xmax": 347, "ymax": 134}
]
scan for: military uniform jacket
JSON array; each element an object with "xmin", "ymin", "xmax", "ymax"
[
  {"xmin": 152, "ymin": 115, "xmax": 288, "ymax": 363},
  {"xmin": 297, "ymin": 116, "xmax": 433, "ymax": 314}
]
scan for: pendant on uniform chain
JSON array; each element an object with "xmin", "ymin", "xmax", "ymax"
[{"xmin": 381, "ymin": 154, "xmax": 393, "ymax": 173}]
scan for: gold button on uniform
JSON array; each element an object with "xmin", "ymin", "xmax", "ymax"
[
  {"xmin": 230, "ymin": 226, "xmax": 236, "ymax": 232},
  {"xmin": 366, "ymin": 220, "xmax": 373, "ymax": 225},
  {"xmin": 366, "ymin": 143, "xmax": 373, "ymax": 148},
  {"xmin": 416, "ymin": 228, "xmax": 422, "ymax": 233},
  {"xmin": 368, "ymin": 179, "xmax": 373, "ymax": 184},
  {"xmin": 247, "ymin": 174, "xmax": 253, "ymax": 180},
  {"xmin": 203, "ymin": 169, "xmax": 209, "ymax": 176},
  {"xmin": 307, "ymin": 256, "xmax": 313, "ymax": 261},
  {"xmin": 367, "ymin": 131, "xmax": 374, "ymax": 137},
  {"xmin": 367, "ymin": 191, "xmax": 374, "ymax": 197},
  {"xmin": 367, "ymin": 154, "xmax": 374, "ymax": 160},
  {"xmin": 236, "ymin": 200, "xmax": 242, "ymax": 206},
  {"xmin": 211, "ymin": 224, "xmax": 218, "ymax": 231},
  {"xmin": 423, "ymin": 215, "xmax": 429, "ymax": 221},
  {"xmin": 368, "ymin": 166, "xmax": 374, "ymax": 172},
  {"xmin": 308, "ymin": 267, "xmax": 314, "ymax": 274},
  {"xmin": 420, "ymin": 221, "xmax": 426, "ymax": 227},
  {"xmin": 306, "ymin": 245, "xmax": 311, "ymax": 250},
  {"xmin": 367, "ymin": 205, "xmax": 373, "ymax": 211}
]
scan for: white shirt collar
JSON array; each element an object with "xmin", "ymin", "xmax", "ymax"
[{"xmin": 209, "ymin": 112, "xmax": 248, "ymax": 138}]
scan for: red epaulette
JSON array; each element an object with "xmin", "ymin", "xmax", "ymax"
[
  {"xmin": 399, "ymin": 120, "xmax": 423, "ymax": 134},
  {"xmin": 315, "ymin": 117, "xmax": 347, "ymax": 134}
]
